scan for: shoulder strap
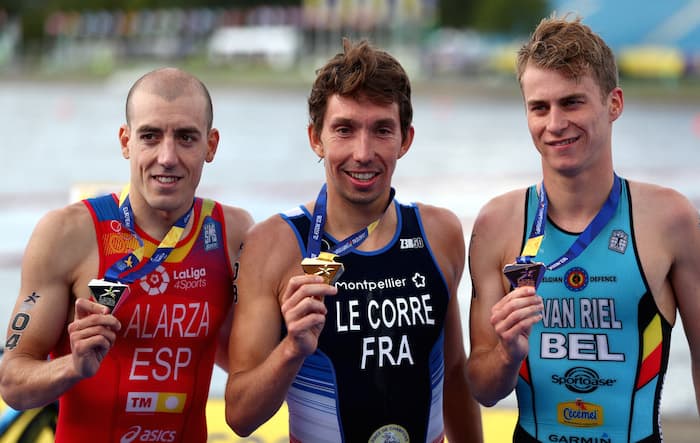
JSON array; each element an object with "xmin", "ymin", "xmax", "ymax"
[{"xmin": 83, "ymin": 193, "xmax": 119, "ymax": 222}]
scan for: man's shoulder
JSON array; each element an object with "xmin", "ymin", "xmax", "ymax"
[
  {"xmin": 477, "ymin": 188, "xmax": 529, "ymax": 220},
  {"xmin": 627, "ymin": 180, "xmax": 695, "ymax": 212},
  {"xmin": 411, "ymin": 202, "xmax": 460, "ymax": 227},
  {"xmin": 627, "ymin": 180, "xmax": 697, "ymax": 228},
  {"xmin": 30, "ymin": 201, "xmax": 95, "ymax": 253},
  {"xmin": 238, "ymin": 212, "xmax": 303, "ymax": 273},
  {"xmin": 627, "ymin": 179, "xmax": 686, "ymax": 198},
  {"xmin": 217, "ymin": 202, "xmax": 253, "ymax": 221},
  {"xmin": 245, "ymin": 211, "xmax": 301, "ymax": 245},
  {"xmin": 468, "ymin": 188, "xmax": 529, "ymax": 246},
  {"xmin": 42, "ymin": 200, "xmax": 94, "ymax": 230},
  {"xmin": 213, "ymin": 201, "xmax": 255, "ymax": 234}
]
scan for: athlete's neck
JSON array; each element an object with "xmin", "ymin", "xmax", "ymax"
[
  {"xmin": 542, "ymin": 169, "xmax": 616, "ymax": 232},
  {"xmin": 322, "ymin": 189, "xmax": 395, "ymax": 247},
  {"xmin": 129, "ymin": 198, "xmax": 194, "ymax": 242}
]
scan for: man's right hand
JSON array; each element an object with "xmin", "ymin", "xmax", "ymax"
[
  {"xmin": 67, "ymin": 298, "xmax": 121, "ymax": 378},
  {"xmin": 489, "ymin": 286, "xmax": 543, "ymax": 365},
  {"xmin": 280, "ymin": 274, "xmax": 337, "ymax": 359}
]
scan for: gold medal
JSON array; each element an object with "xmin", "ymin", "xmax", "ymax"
[
  {"xmin": 503, "ymin": 261, "xmax": 546, "ymax": 289},
  {"xmin": 301, "ymin": 251, "xmax": 345, "ymax": 285}
]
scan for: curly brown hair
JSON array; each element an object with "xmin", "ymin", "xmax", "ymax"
[
  {"xmin": 516, "ymin": 14, "xmax": 618, "ymax": 101},
  {"xmin": 308, "ymin": 38, "xmax": 412, "ymax": 142}
]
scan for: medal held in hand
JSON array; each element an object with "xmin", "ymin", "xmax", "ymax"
[
  {"xmin": 503, "ymin": 261, "xmax": 546, "ymax": 289},
  {"xmin": 88, "ymin": 279, "xmax": 130, "ymax": 313},
  {"xmin": 303, "ymin": 184, "xmax": 394, "ymax": 287},
  {"xmin": 504, "ymin": 174, "xmax": 623, "ymax": 291},
  {"xmin": 301, "ymin": 251, "xmax": 345, "ymax": 285}
]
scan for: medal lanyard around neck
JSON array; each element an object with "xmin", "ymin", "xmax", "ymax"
[
  {"xmin": 306, "ymin": 183, "xmax": 395, "ymax": 258},
  {"xmin": 104, "ymin": 186, "xmax": 194, "ymax": 283},
  {"xmin": 519, "ymin": 174, "xmax": 622, "ymax": 271}
]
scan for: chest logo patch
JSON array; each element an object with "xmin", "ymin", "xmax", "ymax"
[
  {"xmin": 608, "ymin": 230, "xmax": 628, "ymax": 254},
  {"xmin": 369, "ymin": 424, "xmax": 410, "ymax": 443},
  {"xmin": 564, "ymin": 267, "xmax": 588, "ymax": 292},
  {"xmin": 411, "ymin": 273, "xmax": 426, "ymax": 288},
  {"xmin": 139, "ymin": 265, "xmax": 170, "ymax": 295},
  {"xmin": 400, "ymin": 237, "xmax": 424, "ymax": 249},
  {"xmin": 558, "ymin": 399, "xmax": 604, "ymax": 427}
]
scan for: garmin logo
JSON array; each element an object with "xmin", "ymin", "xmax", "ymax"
[
  {"xmin": 400, "ymin": 237, "xmax": 424, "ymax": 249},
  {"xmin": 548, "ymin": 434, "xmax": 611, "ymax": 443},
  {"xmin": 552, "ymin": 367, "xmax": 616, "ymax": 393}
]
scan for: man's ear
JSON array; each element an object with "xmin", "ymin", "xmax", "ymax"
[
  {"xmin": 398, "ymin": 126, "xmax": 415, "ymax": 159},
  {"xmin": 308, "ymin": 124, "xmax": 324, "ymax": 160},
  {"xmin": 609, "ymin": 87, "xmax": 624, "ymax": 122},
  {"xmin": 119, "ymin": 125, "xmax": 130, "ymax": 159},
  {"xmin": 206, "ymin": 128, "xmax": 220, "ymax": 162}
]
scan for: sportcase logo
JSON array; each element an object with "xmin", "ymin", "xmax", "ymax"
[{"xmin": 552, "ymin": 367, "xmax": 616, "ymax": 393}]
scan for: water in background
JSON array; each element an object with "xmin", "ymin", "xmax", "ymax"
[{"xmin": 1, "ymin": 76, "xmax": 698, "ymax": 416}]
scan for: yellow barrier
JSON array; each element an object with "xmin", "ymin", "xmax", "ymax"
[
  {"xmin": 205, "ymin": 400, "xmax": 517, "ymax": 442},
  {"xmin": 0, "ymin": 399, "xmax": 515, "ymax": 442},
  {"xmin": 0, "ymin": 403, "xmax": 56, "ymax": 443}
]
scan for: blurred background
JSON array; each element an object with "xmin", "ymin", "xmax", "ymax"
[
  {"xmin": 1, "ymin": 0, "xmax": 699, "ymax": 84},
  {"xmin": 0, "ymin": 0, "xmax": 698, "ymax": 441}
]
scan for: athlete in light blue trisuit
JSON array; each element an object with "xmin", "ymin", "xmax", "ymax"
[{"xmin": 467, "ymin": 14, "xmax": 700, "ymax": 443}]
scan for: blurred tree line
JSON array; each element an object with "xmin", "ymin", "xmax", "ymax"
[
  {"xmin": 3, "ymin": 0, "xmax": 297, "ymax": 44},
  {"xmin": 441, "ymin": 0, "xmax": 547, "ymax": 35},
  {"xmin": 3, "ymin": 0, "xmax": 547, "ymax": 43}
]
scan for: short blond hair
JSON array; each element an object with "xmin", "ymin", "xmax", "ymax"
[{"xmin": 516, "ymin": 14, "xmax": 618, "ymax": 100}]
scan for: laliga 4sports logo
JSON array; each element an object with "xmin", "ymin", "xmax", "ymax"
[{"xmin": 140, "ymin": 265, "xmax": 170, "ymax": 295}]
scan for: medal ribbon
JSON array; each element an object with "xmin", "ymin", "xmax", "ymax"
[
  {"xmin": 104, "ymin": 186, "xmax": 194, "ymax": 283},
  {"xmin": 518, "ymin": 174, "xmax": 622, "ymax": 271},
  {"xmin": 306, "ymin": 183, "xmax": 395, "ymax": 258}
]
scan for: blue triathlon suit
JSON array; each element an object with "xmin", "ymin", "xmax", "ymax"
[
  {"xmin": 514, "ymin": 178, "xmax": 671, "ymax": 443},
  {"xmin": 281, "ymin": 200, "xmax": 450, "ymax": 443}
]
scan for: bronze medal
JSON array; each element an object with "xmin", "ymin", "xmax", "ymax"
[{"xmin": 503, "ymin": 261, "xmax": 546, "ymax": 289}]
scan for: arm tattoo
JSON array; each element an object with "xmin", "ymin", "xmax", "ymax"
[{"xmin": 4, "ymin": 292, "xmax": 40, "ymax": 351}]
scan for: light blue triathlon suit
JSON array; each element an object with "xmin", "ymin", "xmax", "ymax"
[{"xmin": 514, "ymin": 177, "xmax": 671, "ymax": 443}]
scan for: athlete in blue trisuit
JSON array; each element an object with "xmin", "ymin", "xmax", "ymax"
[
  {"xmin": 224, "ymin": 38, "xmax": 483, "ymax": 443},
  {"xmin": 466, "ymin": 14, "xmax": 700, "ymax": 443}
]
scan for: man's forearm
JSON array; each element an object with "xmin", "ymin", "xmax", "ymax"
[{"xmin": 0, "ymin": 354, "xmax": 81, "ymax": 410}]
